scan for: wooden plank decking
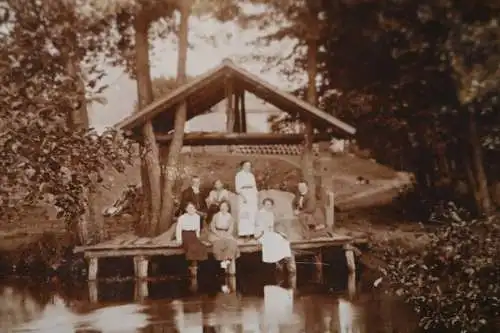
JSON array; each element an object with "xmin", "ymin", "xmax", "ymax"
[
  {"xmin": 74, "ymin": 233, "xmax": 366, "ymax": 258},
  {"xmin": 75, "ymin": 221, "xmax": 365, "ymax": 281}
]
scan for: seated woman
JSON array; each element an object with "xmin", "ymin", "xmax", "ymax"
[
  {"xmin": 175, "ymin": 201, "xmax": 208, "ymax": 262},
  {"xmin": 255, "ymin": 198, "xmax": 292, "ymax": 266},
  {"xmin": 207, "ymin": 201, "xmax": 240, "ymax": 271},
  {"xmin": 205, "ymin": 179, "xmax": 230, "ymax": 223}
]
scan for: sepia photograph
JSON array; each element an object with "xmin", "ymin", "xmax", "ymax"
[{"xmin": 0, "ymin": 0, "xmax": 498, "ymax": 332}]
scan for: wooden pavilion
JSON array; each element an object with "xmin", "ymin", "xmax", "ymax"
[
  {"xmin": 116, "ymin": 58, "xmax": 355, "ymax": 144},
  {"xmin": 75, "ymin": 59, "xmax": 362, "ymax": 294}
]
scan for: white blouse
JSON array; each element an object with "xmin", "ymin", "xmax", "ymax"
[
  {"xmin": 235, "ymin": 170, "xmax": 257, "ymax": 193},
  {"xmin": 176, "ymin": 213, "xmax": 201, "ymax": 242},
  {"xmin": 255, "ymin": 209, "xmax": 275, "ymax": 234},
  {"xmin": 206, "ymin": 189, "xmax": 230, "ymax": 205}
]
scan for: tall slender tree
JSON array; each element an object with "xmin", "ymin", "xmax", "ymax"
[{"xmin": 158, "ymin": 1, "xmax": 192, "ymax": 232}]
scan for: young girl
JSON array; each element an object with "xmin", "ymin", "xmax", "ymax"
[
  {"xmin": 176, "ymin": 201, "xmax": 208, "ymax": 261},
  {"xmin": 207, "ymin": 201, "xmax": 240, "ymax": 271},
  {"xmin": 255, "ymin": 198, "xmax": 292, "ymax": 264}
]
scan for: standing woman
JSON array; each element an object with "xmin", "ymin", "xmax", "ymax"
[
  {"xmin": 234, "ymin": 160, "xmax": 259, "ymax": 239},
  {"xmin": 176, "ymin": 201, "xmax": 209, "ymax": 262}
]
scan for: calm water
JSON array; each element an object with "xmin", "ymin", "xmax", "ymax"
[{"xmin": 0, "ymin": 265, "xmax": 418, "ymax": 333}]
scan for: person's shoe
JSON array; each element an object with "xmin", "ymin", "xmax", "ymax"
[{"xmin": 221, "ymin": 284, "xmax": 230, "ymax": 294}]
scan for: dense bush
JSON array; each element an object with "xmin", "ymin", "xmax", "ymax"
[
  {"xmin": 392, "ymin": 184, "xmax": 474, "ymax": 223},
  {"xmin": 376, "ymin": 208, "xmax": 500, "ymax": 332}
]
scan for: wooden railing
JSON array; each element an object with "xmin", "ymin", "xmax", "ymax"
[{"xmin": 186, "ymin": 144, "xmax": 320, "ymax": 156}]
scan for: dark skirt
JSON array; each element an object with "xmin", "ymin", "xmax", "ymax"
[{"xmin": 182, "ymin": 230, "xmax": 208, "ymax": 261}]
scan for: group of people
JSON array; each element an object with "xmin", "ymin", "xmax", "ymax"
[{"xmin": 175, "ymin": 160, "xmax": 325, "ymax": 272}]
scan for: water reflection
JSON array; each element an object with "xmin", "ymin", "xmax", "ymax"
[
  {"xmin": 0, "ymin": 273, "xmax": 417, "ymax": 333},
  {"xmin": 338, "ymin": 297, "xmax": 363, "ymax": 333},
  {"xmin": 1, "ymin": 289, "xmax": 149, "ymax": 333}
]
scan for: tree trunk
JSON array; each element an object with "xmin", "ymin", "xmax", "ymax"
[
  {"xmin": 65, "ymin": 51, "xmax": 98, "ymax": 244},
  {"xmin": 303, "ymin": 2, "xmax": 319, "ymax": 206},
  {"xmin": 158, "ymin": 3, "xmax": 190, "ymax": 233},
  {"xmin": 134, "ymin": 10, "xmax": 162, "ymax": 236},
  {"xmin": 467, "ymin": 110, "xmax": 493, "ymax": 216},
  {"xmin": 463, "ymin": 149, "xmax": 481, "ymax": 208}
]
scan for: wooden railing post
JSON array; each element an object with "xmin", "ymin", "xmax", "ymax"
[{"xmin": 325, "ymin": 190, "xmax": 334, "ymax": 228}]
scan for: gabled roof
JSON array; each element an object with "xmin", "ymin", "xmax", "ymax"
[{"xmin": 115, "ymin": 59, "xmax": 356, "ymax": 137}]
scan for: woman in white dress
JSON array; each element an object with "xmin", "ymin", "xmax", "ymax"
[
  {"xmin": 235, "ymin": 160, "xmax": 259, "ymax": 239},
  {"xmin": 255, "ymin": 198, "xmax": 292, "ymax": 264}
]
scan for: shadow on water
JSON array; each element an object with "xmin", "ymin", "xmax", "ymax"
[{"xmin": 0, "ymin": 251, "xmax": 419, "ymax": 333}]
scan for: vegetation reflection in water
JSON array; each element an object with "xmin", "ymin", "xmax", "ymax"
[{"xmin": 0, "ymin": 272, "xmax": 417, "ymax": 333}]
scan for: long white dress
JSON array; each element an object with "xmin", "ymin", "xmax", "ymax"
[
  {"xmin": 235, "ymin": 170, "xmax": 259, "ymax": 236},
  {"xmin": 256, "ymin": 209, "xmax": 292, "ymax": 263}
]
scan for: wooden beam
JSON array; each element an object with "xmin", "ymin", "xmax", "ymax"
[
  {"xmin": 116, "ymin": 65, "xmax": 227, "ymax": 131},
  {"xmin": 229, "ymin": 64, "xmax": 356, "ymax": 136},
  {"xmin": 155, "ymin": 132, "xmax": 331, "ymax": 146}
]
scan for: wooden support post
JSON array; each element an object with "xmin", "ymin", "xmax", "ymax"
[
  {"xmin": 189, "ymin": 261, "xmax": 198, "ymax": 277},
  {"xmin": 323, "ymin": 314, "xmax": 333, "ymax": 333},
  {"xmin": 288, "ymin": 274, "xmax": 297, "ymax": 290},
  {"xmin": 314, "ymin": 250, "xmax": 323, "ymax": 283},
  {"xmin": 88, "ymin": 281, "xmax": 98, "ymax": 304},
  {"xmin": 315, "ymin": 174, "xmax": 323, "ymax": 201},
  {"xmin": 344, "ymin": 245, "xmax": 356, "ymax": 274},
  {"xmin": 240, "ymin": 91, "xmax": 247, "ymax": 133},
  {"xmin": 227, "ymin": 275, "xmax": 237, "ymax": 292},
  {"xmin": 325, "ymin": 191, "xmax": 335, "ymax": 228},
  {"xmin": 134, "ymin": 280, "xmax": 149, "ymax": 302},
  {"xmin": 347, "ymin": 271, "xmax": 356, "ymax": 299},
  {"xmin": 286, "ymin": 253, "xmax": 297, "ymax": 274},
  {"xmin": 189, "ymin": 264, "xmax": 198, "ymax": 293},
  {"xmin": 302, "ymin": 117, "xmax": 316, "ymax": 206},
  {"xmin": 225, "ymin": 77, "xmax": 235, "ymax": 132},
  {"xmin": 133, "ymin": 255, "xmax": 149, "ymax": 279},
  {"xmin": 228, "ymin": 259, "xmax": 236, "ymax": 275},
  {"xmin": 88, "ymin": 257, "xmax": 98, "ymax": 281},
  {"xmin": 234, "ymin": 91, "xmax": 241, "ymax": 132},
  {"xmin": 225, "ymin": 76, "xmax": 235, "ymax": 153}
]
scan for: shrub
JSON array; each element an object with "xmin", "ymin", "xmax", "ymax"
[{"xmin": 377, "ymin": 212, "xmax": 500, "ymax": 332}]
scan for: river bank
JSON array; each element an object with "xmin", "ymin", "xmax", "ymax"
[{"xmin": 0, "ymin": 206, "xmax": 431, "ymax": 284}]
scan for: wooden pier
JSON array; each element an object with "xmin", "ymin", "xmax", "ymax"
[{"xmin": 74, "ymin": 232, "xmax": 366, "ymax": 282}]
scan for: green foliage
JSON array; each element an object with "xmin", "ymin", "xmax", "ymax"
[
  {"xmin": 0, "ymin": 0, "xmax": 134, "ymax": 231},
  {"xmin": 377, "ymin": 215, "xmax": 500, "ymax": 332}
]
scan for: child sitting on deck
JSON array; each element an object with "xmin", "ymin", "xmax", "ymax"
[
  {"xmin": 255, "ymin": 198, "xmax": 292, "ymax": 266},
  {"xmin": 175, "ymin": 201, "xmax": 208, "ymax": 262}
]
